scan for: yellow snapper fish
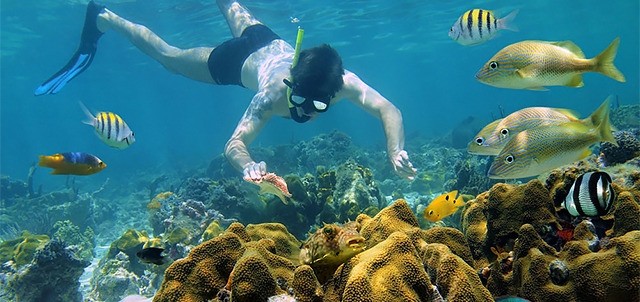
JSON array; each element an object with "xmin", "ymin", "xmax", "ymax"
[
  {"xmin": 246, "ymin": 172, "xmax": 292, "ymax": 204},
  {"xmin": 299, "ymin": 221, "xmax": 365, "ymax": 266},
  {"xmin": 476, "ymin": 38, "xmax": 625, "ymax": 90},
  {"xmin": 487, "ymin": 103, "xmax": 617, "ymax": 179},
  {"xmin": 449, "ymin": 9, "xmax": 518, "ymax": 46},
  {"xmin": 469, "ymin": 108, "xmax": 580, "ymax": 156},
  {"xmin": 423, "ymin": 190, "xmax": 466, "ymax": 222},
  {"xmin": 80, "ymin": 102, "xmax": 135, "ymax": 149}
]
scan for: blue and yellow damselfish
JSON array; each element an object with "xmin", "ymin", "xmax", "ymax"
[{"xmin": 38, "ymin": 152, "xmax": 106, "ymax": 175}]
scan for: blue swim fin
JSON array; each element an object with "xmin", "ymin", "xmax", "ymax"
[{"xmin": 34, "ymin": 1, "xmax": 105, "ymax": 96}]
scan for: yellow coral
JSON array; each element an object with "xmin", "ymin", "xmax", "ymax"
[
  {"xmin": 110, "ymin": 229, "xmax": 149, "ymax": 258},
  {"xmin": 201, "ymin": 220, "xmax": 224, "ymax": 242},
  {"xmin": 325, "ymin": 231, "xmax": 435, "ymax": 301},
  {"xmin": 147, "ymin": 191, "xmax": 174, "ymax": 210},
  {"xmin": 0, "ymin": 231, "xmax": 50, "ymax": 267}
]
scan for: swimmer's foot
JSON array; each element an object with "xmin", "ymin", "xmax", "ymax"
[{"xmin": 34, "ymin": 1, "xmax": 105, "ymax": 95}]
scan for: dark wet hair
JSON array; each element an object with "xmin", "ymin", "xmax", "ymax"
[{"xmin": 290, "ymin": 44, "xmax": 344, "ymax": 98}]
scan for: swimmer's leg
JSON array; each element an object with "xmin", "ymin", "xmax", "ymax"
[
  {"xmin": 35, "ymin": 1, "xmax": 215, "ymax": 96},
  {"xmin": 216, "ymin": 0, "xmax": 262, "ymax": 37},
  {"xmin": 98, "ymin": 8, "xmax": 215, "ymax": 83}
]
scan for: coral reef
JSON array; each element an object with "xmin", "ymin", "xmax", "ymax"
[
  {"xmin": 153, "ymin": 227, "xmax": 285, "ymax": 302},
  {"xmin": 324, "ymin": 231, "xmax": 436, "ymax": 301},
  {"xmin": 444, "ymin": 155, "xmax": 497, "ymax": 197},
  {"xmin": 483, "ymin": 180, "xmax": 561, "ymax": 254},
  {"xmin": 0, "ymin": 231, "xmax": 50, "ymax": 267},
  {"xmin": 610, "ymin": 103, "xmax": 640, "ymax": 130},
  {"xmin": 316, "ymin": 160, "xmax": 384, "ymax": 224},
  {"xmin": 87, "ymin": 229, "xmax": 166, "ymax": 302},
  {"xmin": 2, "ymin": 240, "xmax": 90, "ymax": 302},
  {"xmin": 599, "ymin": 130, "xmax": 640, "ymax": 166},
  {"xmin": 505, "ymin": 225, "xmax": 640, "ymax": 302},
  {"xmin": 53, "ymin": 220, "xmax": 95, "ymax": 262}
]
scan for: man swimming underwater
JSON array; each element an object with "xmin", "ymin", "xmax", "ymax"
[{"xmin": 35, "ymin": 0, "xmax": 417, "ymax": 181}]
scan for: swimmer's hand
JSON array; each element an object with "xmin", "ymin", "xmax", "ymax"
[
  {"xmin": 390, "ymin": 150, "xmax": 417, "ymax": 181},
  {"xmin": 243, "ymin": 161, "xmax": 267, "ymax": 181}
]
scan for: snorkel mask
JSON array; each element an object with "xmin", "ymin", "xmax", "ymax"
[{"xmin": 284, "ymin": 27, "xmax": 332, "ymax": 123}]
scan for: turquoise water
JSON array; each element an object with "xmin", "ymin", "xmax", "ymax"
[{"xmin": 1, "ymin": 0, "xmax": 638, "ymax": 191}]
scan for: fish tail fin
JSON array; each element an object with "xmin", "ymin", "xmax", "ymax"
[
  {"xmin": 38, "ymin": 154, "xmax": 62, "ymax": 169},
  {"xmin": 79, "ymin": 101, "xmax": 95, "ymax": 125},
  {"xmin": 592, "ymin": 37, "xmax": 625, "ymax": 82},
  {"xmin": 38, "ymin": 155, "xmax": 51, "ymax": 167},
  {"xmin": 583, "ymin": 96, "xmax": 612, "ymax": 127},
  {"xmin": 595, "ymin": 107, "xmax": 618, "ymax": 147},
  {"xmin": 498, "ymin": 9, "xmax": 519, "ymax": 32}
]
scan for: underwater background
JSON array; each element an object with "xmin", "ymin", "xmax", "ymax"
[
  {"xmin": 1, "ymin": 0, "xmax": 639, "ymax": 301},
  {"xmin": 1, "ymin": 0, "xmax": 638, "ymax": 187}
]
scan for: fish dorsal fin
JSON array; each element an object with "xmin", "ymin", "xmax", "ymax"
[
  {"xmin": 554, "ymin": 108, "xmax": 581, "ymax": 120},
  {"xmin": 550, "ymin": 41, "xmax": 585, "ymax": 58},
  {"xmin": 448, "ymin": 190, "xmax": 459, "ymax": 203}
]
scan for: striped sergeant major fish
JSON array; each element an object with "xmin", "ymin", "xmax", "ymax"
[
  {"xmin": 564, "ymin": 171, "xmax": 616, "ymax": 217},
  {"xmin": 80, "ymin": 102, "xmax": 135, "ymax": 149},
  {"xmin": 449, "ymin": 9, "xmax": 518, "ymax": 46}
]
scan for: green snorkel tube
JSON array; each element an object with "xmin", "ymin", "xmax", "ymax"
[{"xmin": 286, "ymin": 27, "xmax": 310, "ymax": 123}]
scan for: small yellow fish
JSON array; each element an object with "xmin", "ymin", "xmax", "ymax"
[
  {"xmin": 449, "ymin": 9, "xmax": 518, "ymax": 46},
  {"xmin": 487, "ymin": 102, "xmax": 617, "ymax": 179},
  {"xmin": 476, "ymin": 38, "xmax": 625, "ymax": 90},
  {"xmin": 38, "ymin": 152, "xmax": 106, "ymax": 175},
  {"xmin": 423, "ymin": 190, "xmax": 466, "ymax": 222}
]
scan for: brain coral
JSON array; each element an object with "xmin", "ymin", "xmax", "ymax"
[
  {"xmin": 421, "ymin": 243, "xmax": 494, "ymax": 301},
  {"xmin": 154, "ymin": 223, "xmax": 300, "ymax": 302},
  {"xmin": 484, "ymin": 180, "xmax": 560, "ymax": 253},
  {"xmin": 508, "ymin": 225, "xmax": 640, "ymax": 302},
  {"xmin": 356, "ymin": 198, "xmax": 420, "ymax": 247},
  {"xmin": 324, "ymin": 231, "xmax": 434, "ymax": 302}
]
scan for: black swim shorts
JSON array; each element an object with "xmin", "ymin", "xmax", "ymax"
[{"xmin": 207, "ymin": 24, "xmax": 281, "ymax": 86}]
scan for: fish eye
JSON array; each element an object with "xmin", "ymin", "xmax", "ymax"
[
  {"xmin": 475, "ymin": 137, "xmax": 485, "ymax": 145},
  {"xmin": 504, "ymin": 155, "xmax": 515, "ymax": 164},
  {"xmin": 500, "ymin": 128, "xmax": 509, "ymax": 137},
  {"xmin": 323, "ymin": 228, "xmax": 333, "ymax": 235},
  {"xmin": 428, "ymin": 210, "xmax": 434, "ymax": 216},
  {"xmin": 489, "ymin": 61, "xmax": 499, "ymax": 70}
]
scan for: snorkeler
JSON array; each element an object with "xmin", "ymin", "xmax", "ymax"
[{"xmin": 34, "ymin": 0, "xmax": 417, "ymax": 181}]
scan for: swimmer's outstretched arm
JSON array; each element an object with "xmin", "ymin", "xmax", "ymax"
[
  {"xmin": 225, "ymin": 91, "xmax": 273, "ymax": 181},
  {"xmin": 342, "ymin": 72, "xmax": 417, "ymax": 180}
]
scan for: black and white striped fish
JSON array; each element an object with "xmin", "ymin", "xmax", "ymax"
[
  {"xmin": 564, "ymin": 171, "xmax": 616, "ymax": 217},
  {"xmin": 80, "ymin": 102, "xmax": 135, "ymax": 149},
  {"xmin": 449, "ymin": 9, "xmax": 518, "ymax": 46}
]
